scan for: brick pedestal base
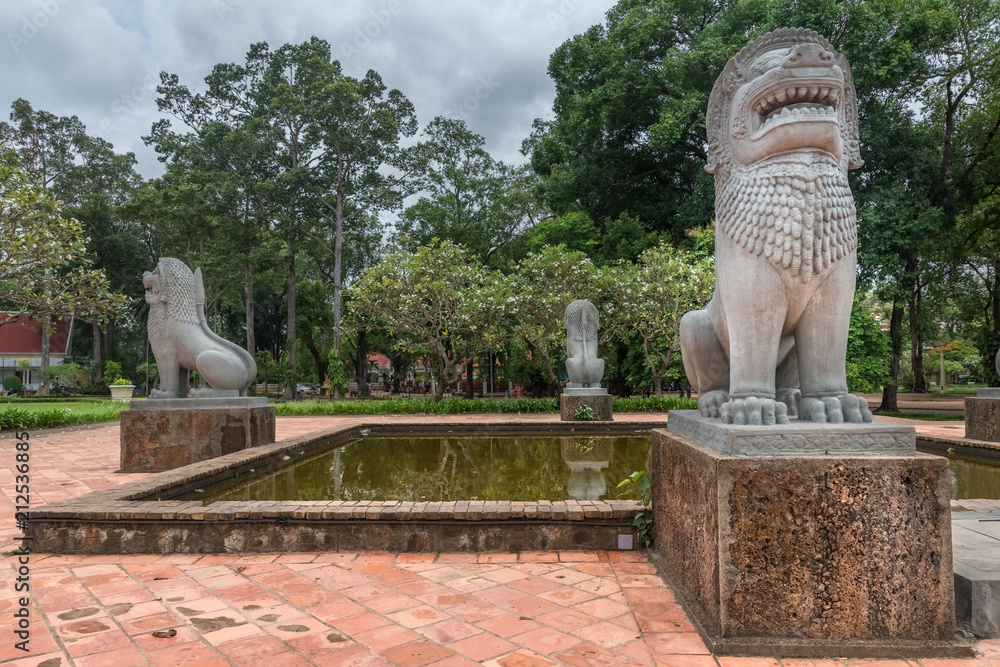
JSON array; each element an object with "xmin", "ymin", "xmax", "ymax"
[
  {"xmin": 649, "ymin": 427, "xmax": 969, "ymax": 658},
  {"xmin": 560, "ymin": 394, "xmax": 613, "ymax": 421},
  {"xmin": 965, "ymin": 396, "xmax": 1000, "ymax": 442},
  {"xmin": 120, "ymin": 398, "xmax": 275, "ymax": 472}
]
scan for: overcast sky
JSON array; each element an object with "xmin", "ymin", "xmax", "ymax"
[{"xmin": 0, "ymin": 0, "xmax": 615, "ymax": 178}]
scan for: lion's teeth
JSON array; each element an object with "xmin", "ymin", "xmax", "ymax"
[
  {"xmin": 808, "ymin": 86, "xmax": 819, "ymax": 99},
  {"xmin": 776, "ymin": 89, "xmax": 787, "ymax": 103},
  {"xmin": 766, "ymin": 94, "xmax": 776, "ymax": 108},
  {"xmin": 829, "ymin": 90, "xmax": 840, "ymax": 104},
  {"xmin": 797, "ymin": 87, "xmax": 808, "ymax": 99},
  {"xmin": 819, "ymin": 87, "xmax": 830, "ymax": 100}
]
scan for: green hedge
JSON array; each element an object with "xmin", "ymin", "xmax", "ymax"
[
  {"xmin": 276, "ymin": 395, "xmax": 697, "ymax": 416},
  {"xmin": 276, "ymin": 397, "xmax": 559, "ymax": 416},
  {"xmin": 0, "ymin": 403, "xmax": 128, "ymax": 431},
  {"xmin": 613, "ymin": 396, "xmax": 697, "ymax": 412}
]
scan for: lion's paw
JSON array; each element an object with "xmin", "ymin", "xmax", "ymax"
[
  {"xmin": 698, "ymin": 390, "xmax": 729, "ymax": 419},
  {"xmin": 149, "ymin": 389, "xmax": 178, "ymax": 399},
  {"xmin": 776, "ymin": 388, "xmax": 801, "ymax": 418},
  {"xmin": 719, "ymin": 396, "xmax": 790, "ymax": 426},
  {"xmin": 798, "ymin": 393, "xmax": 872, "ymax": 424}
]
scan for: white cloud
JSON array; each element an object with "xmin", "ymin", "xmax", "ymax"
[{"xmin": 0, "ymin": 0, "xmax": 614, "ymax": 176}]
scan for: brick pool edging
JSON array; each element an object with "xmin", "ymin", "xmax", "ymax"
[{"xmin": 27, "ymin": 420, "xmax": 664, "ymax": 554}]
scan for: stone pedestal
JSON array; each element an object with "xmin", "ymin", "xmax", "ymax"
[
  {"xmin": 649, "ymin": 412, "xmax": 968, "ymax": 658},
  {"xmin": 560, "ymin": 389, "xmax": 613, "ymax": 421},
  {"xmin": 965, "ymin": 388, "xmax": 1000, "ymax": 442},
  {"xmin": 120, "ymin": 397, "xmax": 275, "ymax": 472}
]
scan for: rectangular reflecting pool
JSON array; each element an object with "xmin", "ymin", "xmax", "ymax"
[
  {"xmin": 177, "ymin": 434, "xmax": 651, "ymax": 503},
  {"xmin": 175, "ymin": 434, "xmax": 1000, "ymax": 504}
]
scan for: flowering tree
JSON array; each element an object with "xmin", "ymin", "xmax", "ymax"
[
  {"xmin": 347, "ymin": 240, "xmax": 500, "ymax": 400},
  {"xmin": 506, "ymin": 246, "xmax": 601, "ymax": 387},
  {"xmin": 604, "ymin": 244, "xmax": 714, "ymax": 395},
  {"xmin": 0, "ymin": 152, "xmax": 128, "ymax": 394}
]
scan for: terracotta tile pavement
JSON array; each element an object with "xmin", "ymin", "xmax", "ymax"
[{"xmin": 1, "ymin": 416, "xmax": 997, "ymax": 665}]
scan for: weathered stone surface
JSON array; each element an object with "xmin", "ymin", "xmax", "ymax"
[
  {"xmin": 143, "ymin": 257, "xmax": 257, "ymax": 399},
  {"xmin": 667, "ymin": 410, "xmax": 915, "ymax": 456},
  {"xmin": 965, "ymin": 397, "xmax": 1000, "ymax": 442},
  {"xmin": 29, "ymin": 518, "xmax": 633, "ymax": 555},
  {"xmin": 133, "ymin": 397, "xmax": 268, "ymax": 410},
  {"xmin": 120, "ymin": 404, "xmax": 275, "ymax": 472},
  {"xmin": 650, "ymin": 428, "xmax": 960, "ymax": 656},
  {"xmin": 679, "ymin": 28, "xmax": 874, "ymax": 428},
  {"xmin": 560, "ymin": 394, "xmax": 613, "ymax": 422}
]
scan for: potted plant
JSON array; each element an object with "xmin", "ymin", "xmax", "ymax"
[{"xmin": 109, "ymin": 377, "xmax": 135, "ymax": 401}]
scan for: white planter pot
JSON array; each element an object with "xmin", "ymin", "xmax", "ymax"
[{"xmin": 110, "ymin": 385, "xmax": 135, "ymax": 402}]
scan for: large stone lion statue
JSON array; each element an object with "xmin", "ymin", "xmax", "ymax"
[
  {"xmin": 143, "ymin": 258, "xmax": 257, "ymax": 399},
  {"xmin": 680, "ymin": 28, "xmax": 873, "ymax": 425}
]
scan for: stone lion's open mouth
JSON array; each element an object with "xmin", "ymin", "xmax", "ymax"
[{"xmin": 751, "ymin": 82, "xmax": 842, "ymax": 136}]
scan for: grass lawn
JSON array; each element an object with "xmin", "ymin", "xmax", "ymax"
[
  {"xmin": 0, "ymin": 399, "xmax": 129, "ymax": 431},
  {"xmin": 876, "ymin": 411, "xmax": 965, "ymax": 421}
]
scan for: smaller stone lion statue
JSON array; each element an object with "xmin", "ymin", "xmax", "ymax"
[
  {"xmin": 565, "ymin": 299, "xmax": 604, "ymax": 388},
  {"xmin": 143, "ymin": 258, "xmax": 257, "ymax": 399}
]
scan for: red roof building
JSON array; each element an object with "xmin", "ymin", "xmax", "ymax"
[{"xmin": 0, "ymin": 313, "xmax": 75, "ymax": 391}]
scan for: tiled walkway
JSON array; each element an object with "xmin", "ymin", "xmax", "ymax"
[{"xmin": 2, "ymin": 415, "xmax": 998, "ymax": 666}]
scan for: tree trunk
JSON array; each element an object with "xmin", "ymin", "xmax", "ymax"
[
  {"xmin": 244, "ymin": 259, "xmax": 255, "ymax": 357},
  {"xmin": 434, "ymin": 359, "xmax": 446, "ymax": 401},
  {"xmin": 355, "ymin": 330, "xmax": 369, "ymax": 396},
  {"xmin": 92, "ymin": 322, "xmax": 103, "ymax": 383},
  {"xmin": 391, "ymin": 350, "xmax": 403, "ymax": 394},
  {"xmin": 879, "ymin": 299, "xmax": 904, "ymax": 413},
  {"xmin": 333, "ymin": 194, "xmax": 344, "ymax": 355},
  {"xmin": 283, "ymin": 251, "xmax": 297, "ymax": 401},
  {"xmin": 304, "ymin": 335, "xmax": 325, "ymax": 384},
  {"xmin": 465, "ymin": 345, "xmax": 474, "ymax": 399},
  {"xmin": 37, "ymin": 313, "xmax": 50, "ymax": 396},
  {"xmin": 102, "ymin": 320, "xmax": 113, "ymax": 367},
  {"xmin": 908, "ymin": 262, "xmax": 925, "ymax": 391}
]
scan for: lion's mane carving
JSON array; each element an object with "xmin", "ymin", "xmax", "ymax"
[
  {"xmin": 144, "ymin": 258, "xmax": 256, "ymax": 399},
  {"xmin": 680, "ymin": 28, "xmax": 873, "ymax": 426}
]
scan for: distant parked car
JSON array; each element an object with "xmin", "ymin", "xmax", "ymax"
[{"xmin": 296, "ymin": 383, "xmax": 317, "ymax": 396}]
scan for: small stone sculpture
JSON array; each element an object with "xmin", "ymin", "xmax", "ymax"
[
  {"xmin": 565, "ymin": 299, "xmax": 605, "ymax": 389},
  {"xmin": 680, "ymin": 28, "xmax": 873, "ymax": 425},
  {"xmin": 143, "ymin": 258, "xmax": 257, "ymax": 398}
]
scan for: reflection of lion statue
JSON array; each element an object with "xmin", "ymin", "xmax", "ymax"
[
  {"xmin": 680, "ymin": 28, "xmax": 872, "ymax": 425},
  {"xmin": 143, "ymin": 258, "xmax": 256, "ymax": 399}
]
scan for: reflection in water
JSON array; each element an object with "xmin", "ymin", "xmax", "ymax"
[
  {"xmin": 179, "ymin": 437, "xmax": 1000, "ymax": 504},
  {"xmin": 923, "ymin": 447, "xmax": 1000, "ymax": 500},
  {"xmin": 181, "ymin": 434, "xmax": 650, "ymax": 504}
]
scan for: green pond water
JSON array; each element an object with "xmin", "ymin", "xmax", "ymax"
[
  {"xmin": 180, "ymin": 434, "xmax": 651, "ymax": 503},
  {"xmin": 178, "ymin": 434, "xmax": 1000, "ymax": 504}
]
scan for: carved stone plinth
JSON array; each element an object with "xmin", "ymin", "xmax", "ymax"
[
  {"xmin": 560, "ymin": 392, "xmax": 613, "ymax": 422},
  {"xmin": 648, "ymin": 424, "xmax": 969, "ymax": 658},
  {"xmin": 120, "ymin": 398, "xmax": 275, "ymax": 472},
  {"xmin": 965, "ymin": 390, "xmax": 1000, "ymax": 442}
]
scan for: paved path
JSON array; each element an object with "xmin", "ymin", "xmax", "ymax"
[{"xmin": 1, "ymin": 415, "xmax": 998, "ymax": 666}]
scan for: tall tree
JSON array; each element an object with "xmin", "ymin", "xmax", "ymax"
[
  {"xmin": 397, "ymin": 117, "xmax": 542, "ymax": 269},
  {"xmin": 1, "ymin": 99, "xmax": 141, "ymax": 390},
  {"xmin": 154, "ymin": 39, "xmax": 416, "ymax": 398}
]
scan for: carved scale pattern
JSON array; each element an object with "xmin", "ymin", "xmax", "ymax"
[
  {"xmin": 565, "ymin": 300, "xmax": 600, "ymax": 342},
  {"xmin": 715, "ymin": 156, "xmax": 857, "ymax": 276}
]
